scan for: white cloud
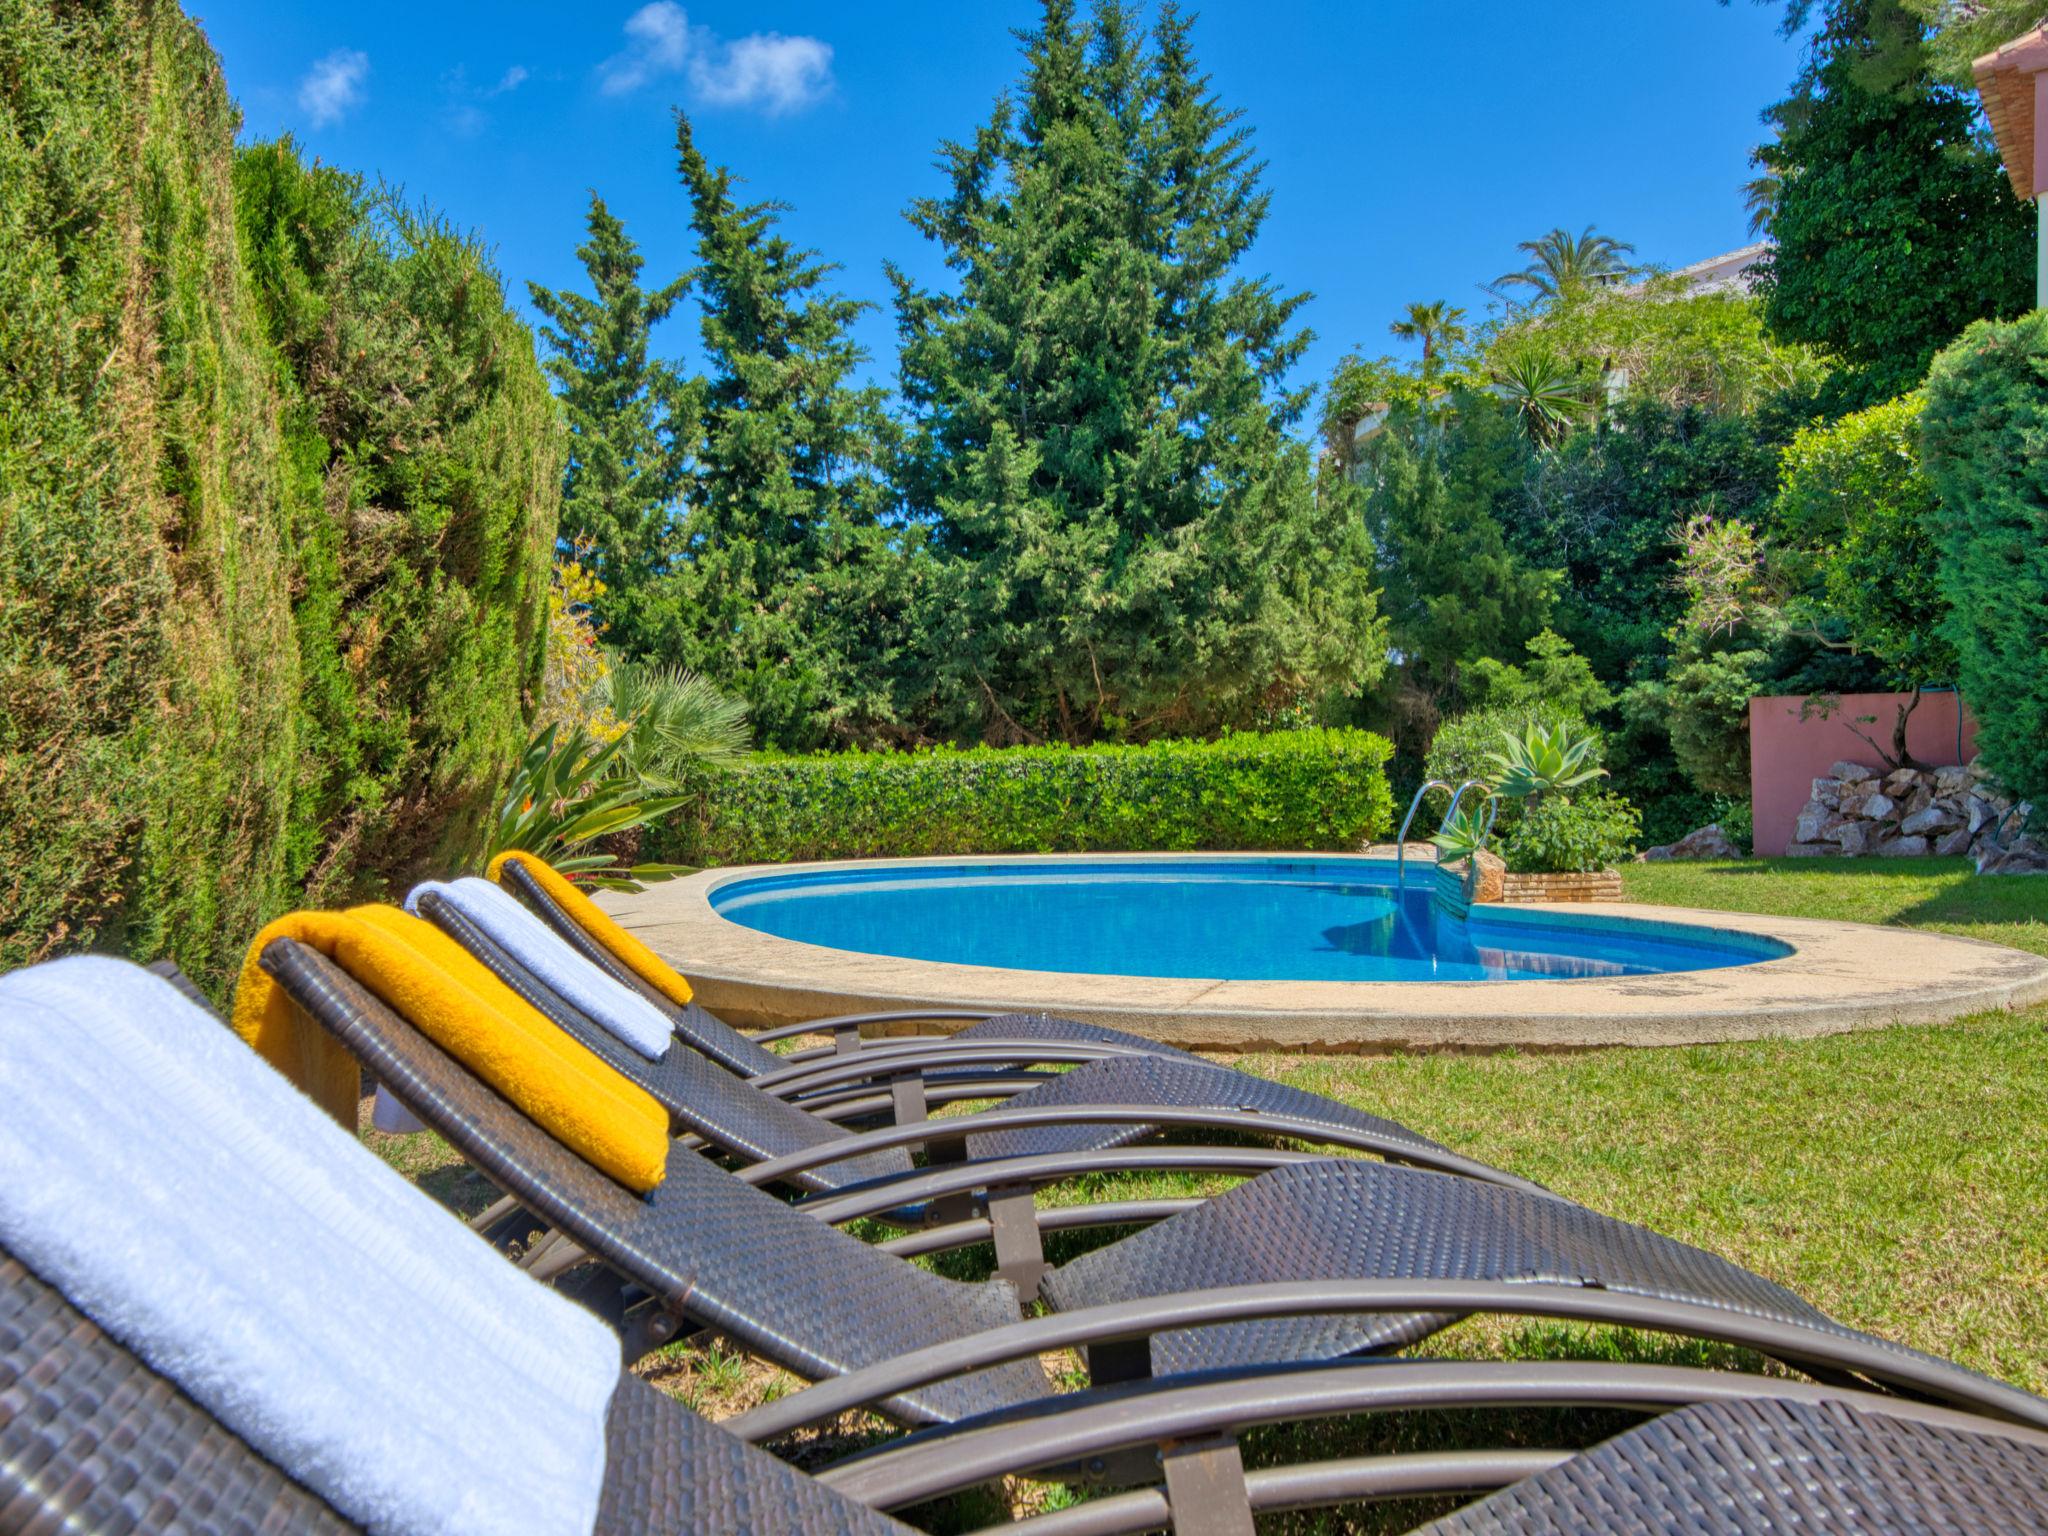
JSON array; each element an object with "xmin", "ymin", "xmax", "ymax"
[
  {"xmin": 597, "ymin": 4, "xmax": 832, "ymax": 113},
  {"xmin": 490, "ymin": 64, "xmax": 529, "ymax": 96},
  {"xmin": 599, "ymin": 2, "xmax": 691, "ymax": 96},
  {"xmin": 689, "ymin": 32, "xmax": 832, "ymax": 115},
  {"xmin": 297, "ymin": 48, "xmax": 368, "ymax": 128}
]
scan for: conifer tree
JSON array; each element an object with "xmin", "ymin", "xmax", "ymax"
[
  {"xmin": 526, "ymin": 197, "xmax": 696, "ymax": 652},
  {"xmin": 1755, "ymin": 0, "xmax": 2032, "ymax": 403},
  {"xmin": 892, "ymin": 0, "xmax": 1382, "ymax": 743},
  {"xmin": 651, "ymin": 112, "xmax": 902, "ymax": 750}
]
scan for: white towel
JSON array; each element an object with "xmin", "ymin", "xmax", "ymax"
[
  {"xmin": 405, "ymin": 876, "xmax": 675, "ymax": 1060},
  {"xmin": 0, "ymin": 956, "xmax": 618, "ymax": 1536}
]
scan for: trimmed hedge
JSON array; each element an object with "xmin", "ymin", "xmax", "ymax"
[
  {"xmin": 0, "ymin": 2, "xmax": 559, "ymax": 990},
  {"xmin": 654, "ymin": 730, "xmax": 1395, "ymax": 865}
]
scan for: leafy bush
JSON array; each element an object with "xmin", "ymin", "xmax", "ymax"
[
  {"xmin": 486, "ymin": 725, "xmax": 691, "ymax": 891},
  {"xmin": 1500, "ymin": 791, "xmax": 1641, "ymax": 874},
  {"xmin": 654, "ymin": 730, "xmax": 1395, "ymax": 865},
  {"xmin": 1772, "ymin": 393, "xmax": 1952, "ymax": 681},
  {"xmin": 1921, "ymin": 312, "xmax": 2048, "ymax": 803},
  {"xmin": 1422, "ymin": 704, "xmax": 1599, "ymax": 823},
  {"xmin": 0, "ymin": 6, "xmax": 559, "ymax": 990}
]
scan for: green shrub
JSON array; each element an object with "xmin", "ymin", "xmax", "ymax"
[
  {"xmin": 0, "ymin": 4, "xmax": 559, "ymax": 991},
  {"xmin": 1921, "ymin": 312, "xmax": 2048, "ymax": 803},
  {"xmin": 654, "ymin": 730, "xmax": 1395, "ymax": 865},
  {"xmin": 1420, "ymin": 704, "xmax": 1599, "ymax": 838},
  {"xmin": 1500, "ymin": 791, "xmax": 1641, "ymax": 874}
]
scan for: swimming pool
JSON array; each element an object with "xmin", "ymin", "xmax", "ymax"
[{"xmin": 709, "ymin": 857, "xmax": 1791, "ymax": 983}]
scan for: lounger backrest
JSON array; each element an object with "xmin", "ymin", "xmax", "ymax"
[
  {"xmin": 416, "ymin": 891, "xmax": 912, "ymax": 1192},
  {"xmin": 263, "ymin": 939, "xmax": 1048, "ymax": 1426},
  {"xmin": 499, "ymin": 858, "xmax": 785, "ymax": 1078},
  {"xmin": 0, "ymin": 1245, "xmax": 357, "ymax": 1534}
]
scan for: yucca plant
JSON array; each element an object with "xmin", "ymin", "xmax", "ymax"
[
  {"xmin": 484, "ymin": 723, "xmax": 695, "ymax": 892},
  {"xmin": 1487, "ymin": 720, "xmax": 1607, "ymax": 804}
]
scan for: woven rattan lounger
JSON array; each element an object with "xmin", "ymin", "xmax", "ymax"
[
  {"xmin": 0, "ymin": 1242, "xmax": 906, "ymax": 1535},
  {"xmin": 260, "ymin": 936, "xmax": 2048, "ymax": 1445},
  {"xmin": 17, "ymin": 1234, "xmax": 2044, "ymax": 1536},
  {"xmin": 415, "ymin": 886, "xmax": 1534, "ymax": 1268},
  {"xmin": 494, "ymin": 855, "xmax": 1247, "ymax": 1114}
]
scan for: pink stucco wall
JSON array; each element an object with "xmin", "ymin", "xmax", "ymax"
[{"xmin": 1749, "ymin": 693, "xmax": 1980, "ymax": 856}]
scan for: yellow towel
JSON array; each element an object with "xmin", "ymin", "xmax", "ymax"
[
  {"xmin": 231, "ymin": 905, "xmax": 671, "ymax": 1192},
  {"xmin": 488, "ymin": 850, "xmax": 695, "ymax": 1008}
]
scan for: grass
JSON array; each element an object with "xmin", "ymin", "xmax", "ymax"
[{"xmin": 372, "ymin": 855, "xmax": 2048, "ymax": 1527}]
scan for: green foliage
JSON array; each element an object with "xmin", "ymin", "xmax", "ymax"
[
  {"xmin": 1491, "ymin": 283, "xmax": 1830, "ymax": 418},
  {"xmin": 1772, "ymin": 392, "xmax": 1954, "ymax": 680},
  {"xmin": 1461, "ymin": 631, "xmax": 1614, "ymax": 720},
  {"xmin": 1488, "ymin": 346, "xmax": 1595, "ymax": 447},
  {"xmin": 654, "ymin": 730, "xmax": 1395, "ymax": 865},
  {"xmin": 1487, "ymin": 720, "xmax": 1608, "ymax": 801},
  {"xmin": 526, "ymin": 195, "xmax": 695, "ymax": 633},
  {"xmin": 485, "ymin": 724, "xmax": 691, "ymax": 891},
  {"xmin": 891, "ymin": 2, "xmax": 1383, "ymax": 743},
  {"xmin": 1499, "ymin": 790, "xmax": 1641, "ymax": 874},
  {"xmin": 645, "ymin": 112, "xmax": 905, "ymax": 751},
  {"xmin": 1512, "ymin": 400, "xmax": 1785, "ymax": 683},
  {"xmin": 1755, "ymin": 0, "xmax": 2034, "ymax": 401},
  {"xmin": 0, "ymin": 3, "xmax": 558, "ymax": 989},
  {"xmin": 1422, "ymin": 703, "xmax": 1599, "ymax": 828},
  {"xmin": 1920, "ymin": 311, "xmax": 2048, "ymax": 802},
  {"xmin": 1647, "ymin": 646, "xmax": 1768, "ymax": 798},
  {"xmin": 1364, "ymin": 394, "xmax": 1559, "ymax": 705},
  {"xmin": 598, "ymin": 661, "xmax": 753, "ymax": 785}
]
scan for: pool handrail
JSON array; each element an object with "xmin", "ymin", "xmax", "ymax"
[{"xmin": 1392, "ymin": 779, "xmax": 1454, "ymax": 886}]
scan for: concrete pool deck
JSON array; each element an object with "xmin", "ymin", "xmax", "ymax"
[{"xmin": 596, "ymin": 854, "xmax": 2048, "ymax": 1052}]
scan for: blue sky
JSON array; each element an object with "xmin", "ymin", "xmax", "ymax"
[{"xmin": 195, "ymin": 2, "xmax": 1806, "ymax": 419}]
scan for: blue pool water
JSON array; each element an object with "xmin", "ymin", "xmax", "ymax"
[{"xmin": 709, "ymin": 858, "xmax": 1790, "ymax": 983}]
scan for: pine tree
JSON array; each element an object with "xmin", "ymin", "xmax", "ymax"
[
  {"xmin": 1755, "ymin": 0, "xmax": 2033, "ymax": 403},
  {"xmin": 1365, "ymin": 395, "xmax": 1559, "ymax": 708},
  {"xmin": 649, "ymin": 111, "xmax": 902, "ymax": 750},
  {"xmin": 892, "ymin": 0, "xmax": 1382, "ymax": 743},
  {"xmin": 526, "ymin": 197, "xmax": 696, "ymax": 653}
]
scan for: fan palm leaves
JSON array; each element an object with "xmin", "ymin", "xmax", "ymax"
[
  {"xmin": 1493, "ymin": 224, "xmax": 1639, "ymax": 304},
  {"xmin": 599, "ymin": 660, "xmax": 753, "ymax": 787},
  {"xmin": 1388, "ymin": 300, "xmax": 1469, "ymax": 365}
]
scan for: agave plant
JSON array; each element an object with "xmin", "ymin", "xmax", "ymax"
[
  {"xmin": 1431, "ymin": 801, "xmax": 1494, "ymax": 864},
  {"xmin": 1487, "ymin": 720, "xmax": 1607, "ymax": 803},
  {"xmin": 484, "ymin": 722, "xmax": 695, "ymax": 892},
  {"xmin": 598, "ymin": 661, "xmax": 752, "ymax": 787}
]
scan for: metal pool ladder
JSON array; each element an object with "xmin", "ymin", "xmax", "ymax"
[{"xmin": 1393, "ymin": 778, "xmax": 1498, "ymax": 887}]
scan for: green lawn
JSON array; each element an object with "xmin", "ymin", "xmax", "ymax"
[
  {"xmin": 1214, "ymin": 859, "xmax": 2048, "ymax": 1391},
  {"xmin": 371, "ymin": 855, "xmax": 2048, "ymax": 1527}
]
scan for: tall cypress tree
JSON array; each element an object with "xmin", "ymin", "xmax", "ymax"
[
  {"xmin": 892, "ymin": 0, "xmax": 1382, "ymax": 743},
  {"xmin": 526, "ymin": 197, "xmax": 696, "ymax": 652},
  {"xmin": 1755, "ymin": 0, "xmax": 2032, "ymax": 404},
  {"xmin": 649, "ymin": 111, "xmax": 901, "ymax": 750}
]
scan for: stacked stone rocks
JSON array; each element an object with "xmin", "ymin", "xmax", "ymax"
[{"xmin": 1787, "ymin": 757, "xmax": 2041, "ymax": 871}]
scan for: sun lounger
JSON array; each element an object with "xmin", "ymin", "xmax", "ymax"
[{"xmin": 257, "ymin": 934, "xmax": 2048, "ymax": 1441}]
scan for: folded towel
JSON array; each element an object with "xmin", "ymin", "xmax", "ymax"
[
  {"xmin": 0, "ymin": 956, "xmax": 621, "ymax": 1536},
  {"xmin": 406, "ymin": 878, "xmax": 675, "ymax": 1060},
  {"xmin": 232, "ymin": 905, "xmax": 670, "ymax": 1192},
  {"xmin": 490, "ymin": 850, "xmax": 696, "ymax": 1007}
]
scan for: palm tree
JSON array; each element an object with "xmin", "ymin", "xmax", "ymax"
[
  {"xmin": 598, "ymin": 660, "xmax": 752, "ymax": 786},
  {"xmin": 1490, "ymin": 348, "xmax": 1592, "ymax": 448},
  {"xmin": 1492, "ymin": 225, "xmax": 1638, "ymax": 304},
  {"xmin": 1387, "ymin": 300, "xmax": 1469, "ymax": 365},
  {"xmin": 1741, "ymin": 168, "xmax": 1781, "ymax": 238}
]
